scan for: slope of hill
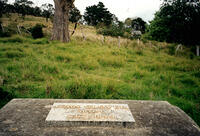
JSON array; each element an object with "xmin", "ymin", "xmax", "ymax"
[{"xmin": 0, "ymin": 15, "xmax": 200, "ymax": 126}]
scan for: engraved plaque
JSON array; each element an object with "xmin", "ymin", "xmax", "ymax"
[{"xmin": 46, "ymin": 103, "xmax": 135, "ymax": 122}]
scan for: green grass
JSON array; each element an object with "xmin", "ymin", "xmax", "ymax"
[{"xmin": 0, "ymin": 35, "xmax": 199, "ymax": 126}]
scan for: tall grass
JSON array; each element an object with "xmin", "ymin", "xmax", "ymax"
[{"xmin": 0, "ymin": 14, "xmax": 200, "ymax": 126}]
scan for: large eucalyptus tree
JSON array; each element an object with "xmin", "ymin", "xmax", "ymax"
[{"xmin": 51, "ymin": 0, "xmax": 75, "ymax": 42}]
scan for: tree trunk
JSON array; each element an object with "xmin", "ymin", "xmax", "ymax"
[
  {"xmin": 51, "ymin": 0, "xmax": 74, "ymax": 43},
  {"xmin": 197, "ymin": 46, "xmax": 200, "ymax": 56}
]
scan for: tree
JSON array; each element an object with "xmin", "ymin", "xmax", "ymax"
[
  {"xmin": 97, "ymin": 15, "xmax": 128, "ymax": 38},
  {"xmin": 131, "ymin": 17, "xmax": 147, "ymax": 34},
  {"xmin": 148, "ymin": 0, "xmax": 200, "ymax": 55},
  {"xmin": 84, "ymin": 2, "xmax": 113, "ymax": 26},
  {"xmin": 51, "ymin": 0, "xmax": 75, "ymax": 43},
  {"xmin": 33, "ymin": 7, "xmax": 42, "ymax": 17},
  {"xmin": 0, "ymin": 0, "xmax": 8, "ymax": 17},
  {"xmin": 124, "ymin": 18, "xmax": 132, "ymax": 28},
  {"xmin": 41, "ymin": 3, "xmax": 54, "ymax": 22},
  {"xmin": 14, "ymin": 0, "xmax": 34, "ymax": 19},
  {"xmin": 69, "ymin": 7, "xmax": 82, "ymax": 23}
]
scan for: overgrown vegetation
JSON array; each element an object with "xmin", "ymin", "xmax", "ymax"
[
  {"xmin": 30, "ymin": 24, "xmax": 44, "ymax": 39},
  {"xmin": 147, "ymin": 0, "xmax": 200, "ymax": 47},
  {"xmin": 0, "ymin": 0, "xmax": 200, "ymax": 127},
  {"xmin": 84, "ymin": 2, "xmax": 113, "ymax": 26},
  {"xmin": 0, "ymin": 23, "xmax": 200, "ymax": 126}
]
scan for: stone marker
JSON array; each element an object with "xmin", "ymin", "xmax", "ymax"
[
  {"xmin": 46, "ymin": 103, "xmax": 135, "ymax": 122},
  {"xmin": 0, "ymin": 99, "xmax": 200, "ymax": 136}
]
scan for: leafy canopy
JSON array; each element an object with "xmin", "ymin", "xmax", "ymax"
[
  {"xmin": 148, "ymin": 0, "xmax": 200, "ymax": 46},
  {"xmin": 131, "ymin": 17, "xmax": 147, "ymax": 34},
  {"xmin": 69, "ymin": 7, "xmax": 82, "ymax": 23},
  {"xmin": 84, "ymin": 2, "xmax": 113, "ymax": 26}
]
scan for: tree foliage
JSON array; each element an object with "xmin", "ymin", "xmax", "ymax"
[
  {"xmin": 124, "ymin": 18, "xmax": 132, "ymax": 28},
  {"xmin": 14, "ymin": 0, "xmax": 34, "ymax": 18},
  {"xmin": 30, "ymin": 24, "xmax": 44, "ymax": 39},
  {"xmin": 84, "ymin": 2, "xmax": 113, "ymax": 26},
  {"xmin": 131, "ymin": 17, "xmax": 147, "ymax": 34},
  {"xmin": 41, "ymin": 3, "xmax": 54, "ymax": 22},
  {"xmin": 98, "ymin": 21, "xmax": 126, "ymax": 37},
  {"xmin": 148, "ymin": 0, "xmax": 200, "ymax": 46},
  {"xmin": 69, "ymin": 7, "xmax": 82, "ymax": 23},
  {"xmin": 0, "ymin": 1, "xmax": 51, "ymax": 19},
  {"xmin": 0, "ymin": 0, "xmax": 8, "ymax": 17}
]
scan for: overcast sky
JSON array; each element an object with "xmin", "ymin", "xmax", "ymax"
[{"xmin": 9, "ymin": 0, "xmax": 163, "ymax": 22}]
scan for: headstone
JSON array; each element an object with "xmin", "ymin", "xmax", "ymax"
[{"xmin": 0, "ymin": 99, "xmax": 200, "ymax": 136}]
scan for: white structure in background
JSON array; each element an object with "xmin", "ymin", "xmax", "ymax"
[{"xmin": 131, "ymin": 30, "xmax": 142, "ymax": 37}]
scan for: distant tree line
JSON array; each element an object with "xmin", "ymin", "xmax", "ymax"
[
  {"xmin": 83, "ymin": 2, "xmax": 147, "ymax": 39},
  {"xmin": 147, "ymin": 0, "xmax": 200, "ymax": 50},
  {"xmin": 0, "ymin": 1, "xmax": 147, "ymax": 39},
  {"xmin": 1, "ymin": 0, "xmax": 43, "ymax": 18},
  {"xmin": 3, "ymin": 0, "xmax": 199, "ymax": 55},
  {"xmin": 1, "ymin": 0, "xmax": 84, "ymax": 23}
]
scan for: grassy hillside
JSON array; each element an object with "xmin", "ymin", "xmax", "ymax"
[{"xmin": 0, "ymin": 15, "xmax": 200, "ymax": 126}]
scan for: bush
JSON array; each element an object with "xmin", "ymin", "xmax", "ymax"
[
  {"xmin": 97, "ymin": 25, "xmax": 124, "ymax": 37},
  {"xmin": 0, "ymin": 31, "xmax": 11, "ymax": 37},
  {"xmin": 0, "ymin": 22, "xmax": 11, "ymax": 37},
  {"xmin": 0, "ymin": 87, "xmax": 16, "ymax": 108},
  {"xmin": 30, "ymin": 24, "xmax": 44, "ymax": 39},
  {"xmin": 97, "ymin": 23, "xmax": 135, "ymax": 39}
]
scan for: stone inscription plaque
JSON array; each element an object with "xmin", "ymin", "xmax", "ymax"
[{"xmin": 46, "ymin": 103, "xmax": 135, "ymax": 122}]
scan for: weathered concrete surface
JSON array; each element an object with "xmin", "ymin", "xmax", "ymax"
[{"xmin": 0, "ymin": 99, "xmax": 199, "ymax": 136}]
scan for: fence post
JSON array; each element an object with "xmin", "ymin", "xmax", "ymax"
[
  {"xmin": 197, "ymin": 45, "xmax": 200, "ymax": 56},
  {"xmin": 80, "ymin": 26, "xmax": 85, "ymax": 40},
  {"xmin": 118, "ymin": 36, "xmax": 121, "ymax": 48},
  {"xmin": 102, "ymin": 36, "xmax": 104, "ymax": 44},
  {"xmin": 102, "ymin": 36, "xmax": 106, "ymax": 45},
  {"xmin": 137, "ymin": 39, "xmax": 140, "ymax": 45}
]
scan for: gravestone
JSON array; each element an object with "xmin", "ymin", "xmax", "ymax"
[{"xmin": 0, "ymin": 99, "xmax": 200, "ymax": 136}]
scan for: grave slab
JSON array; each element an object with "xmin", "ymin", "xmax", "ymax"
[{"xmin": 0, "ymin": 99, "xmax": 200, "ymax": 136}]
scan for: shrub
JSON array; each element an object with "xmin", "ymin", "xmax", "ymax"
[
  {"xmin": 167, "ymin": 44, "xmax": 176, "ymax": 55},
  {"xmin": 0, "ymin": 30, "xmax": 11, "ymax": 37},
  {"xmin": 97, "ymin": 25, "xmax": 124, "ymax": 37},
  {"xmin": 0, "ymin": 22, "xmax": 11, "ymax": 37},
  {"xmin": 30, "ymin": 24, "xmax": 44, "ymax": 39},
  {"xmin": 0, "ymin": 87, "xmax": 16, "ymax": 108}
]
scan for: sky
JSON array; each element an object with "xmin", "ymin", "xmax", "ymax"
[{"xmin": 8, "ymin": 0, "xmax": 163, "ymax": 22}]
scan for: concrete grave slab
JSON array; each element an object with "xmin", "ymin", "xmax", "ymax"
[{"xmin": 0, "ymin": 99, "xmax": 200, "ymax": 136}]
